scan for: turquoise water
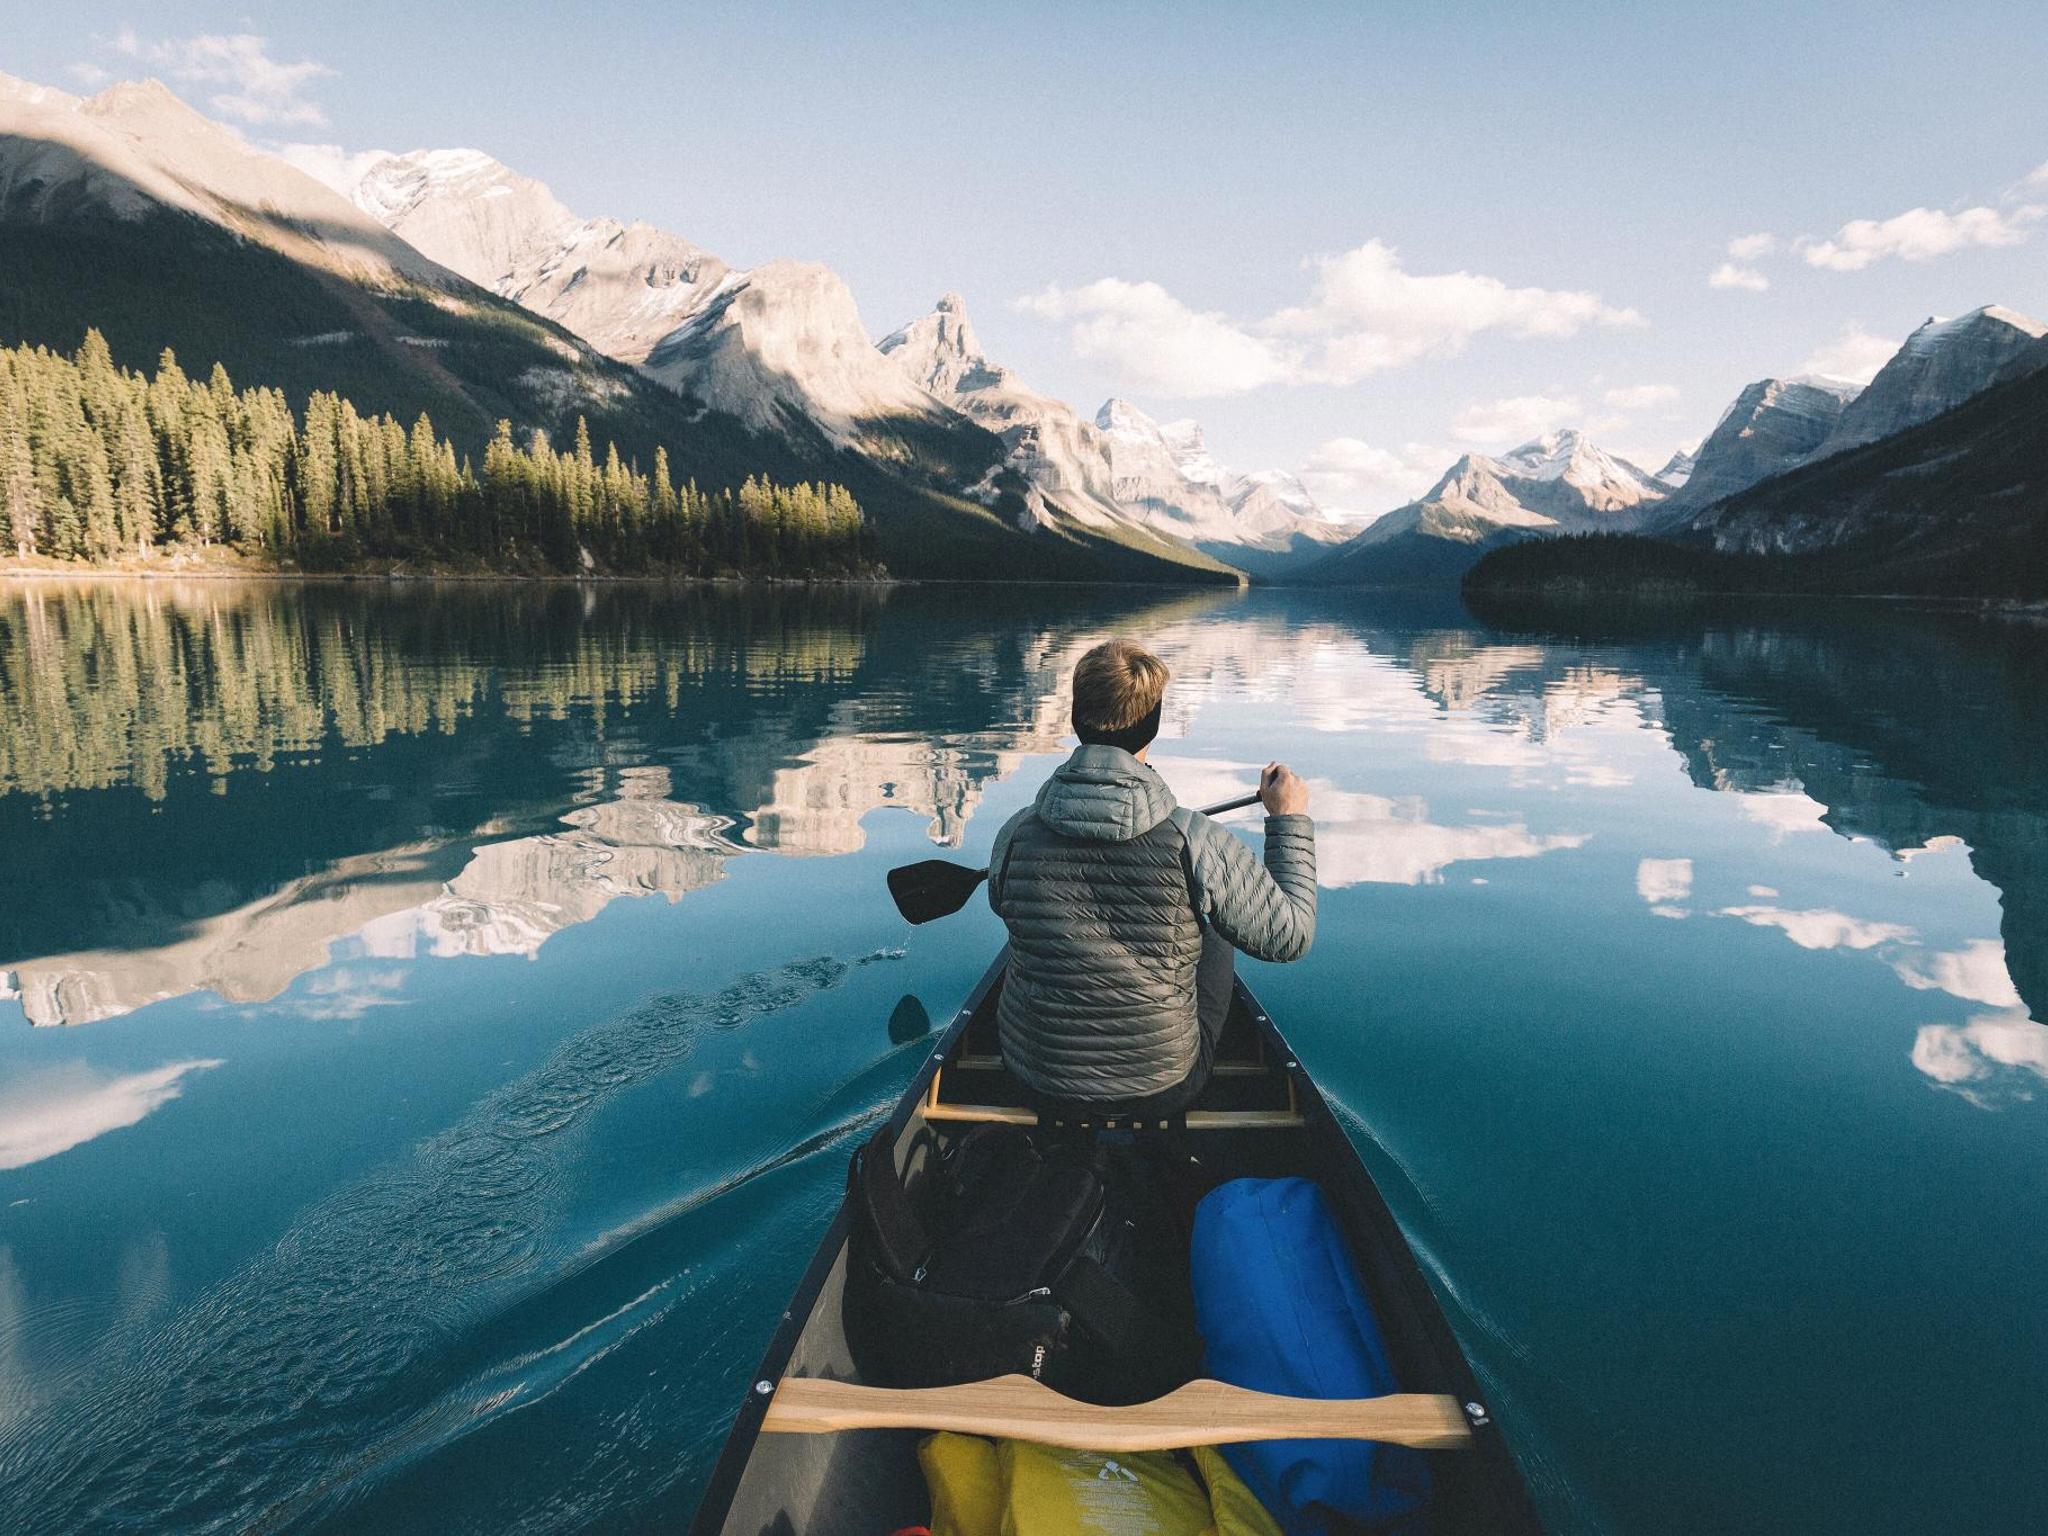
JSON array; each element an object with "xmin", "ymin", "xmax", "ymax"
[{"xmin": 0, "ymin": 579, "xmax": 2042, "ymax": 1534}]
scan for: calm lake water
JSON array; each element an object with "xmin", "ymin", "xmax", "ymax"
[{"xmin": 0, "ymin": 579, "xmax": 2043, "ymax": 1534}]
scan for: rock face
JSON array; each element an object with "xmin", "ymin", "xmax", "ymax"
[
  {"xmin": 878, "ymin": 293, "xmax": 1125, "ymax": 527},
  {"xmin": 1688, "ymin": 351, "xmax": 2048, "ymax": 582},
  {"xmin": 352, "ymin": 148, "xmax": 736, "ymax": 372},
  {"xmin": 1659, "ymin": 306, "xmax": 2044, "ymax": 532},
  {"xmin": 1092, "ymin": 399, "xmax": 1350, "ymax": 572},
  {"xmin": 0, "ymin": 73, "xmax": 449, "ymax": 288},
  {"xmin": 345, "ymin": 149, "xmax": 944, "ymax": 446},
  {"xmin": 1655, "ymin": 449, "xmax": 1696, "ymax": 489},
  {"xmin": 351, "ymin": 148, "xmax": 580, "ymax": 288},
  {"xmin": 1651, "ymin": 376, "xmax": 1861, "ymax": 523},
  {"xmin": 1813, "ymin": 306, "xmax": 2047, "ymax": 458},
  {"xmin": 645, "ymin": 260, "xmax": 951, "ymax": 440},
  {"xmin": 878, "ymin": 293, "xmax": 1343, "ymax": 566},
  {"xmin": 0, "ymin": 70, "xmax": 711, "ymax": 487},
  {"xmin": 1096, "ymin": 397, "xmax": 1237, "ymax": 541},
  {"xmin": 1306, "ymin": 429, "xmax": 1667, "ymax": 585}
]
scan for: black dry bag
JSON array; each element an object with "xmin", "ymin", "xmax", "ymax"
[{"xmin": 843, "ymin": 1123, "xmax": 1199, "ymax": 1405}]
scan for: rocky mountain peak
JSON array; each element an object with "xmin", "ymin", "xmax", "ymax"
[
  {"xmin": 1095, "ymin": 397, "xmax": 1164, "ymax": 439},
  {"xmin": 1816, "ymin": 303, "xmax": 2046, "ymax": 457},
  {"xmin": 876, "ymin": 293, "xmax": 992, "ymax": 395},
  {"xmin": 1655, "ymin": 449, "xmax": 1696, "ymax": 488}
]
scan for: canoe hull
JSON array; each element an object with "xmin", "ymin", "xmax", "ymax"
[{"xmin": 689, "ymin": 954, "xmax": 1543, "ymax": 1534}]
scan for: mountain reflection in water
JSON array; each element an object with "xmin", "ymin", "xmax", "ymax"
[{"xmin": 0, "ymin": 580, "xmax": 2044, "ymax": 1534}]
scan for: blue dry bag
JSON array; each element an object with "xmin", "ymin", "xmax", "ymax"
[{"xmin": 1190, "ymin": 1177, "xmax": 1431, "ymax": 1534}]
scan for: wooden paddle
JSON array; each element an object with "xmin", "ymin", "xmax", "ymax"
[
  {"xmin": 887, "ymin": 792, "xmax": 1264, "ymax": 925},
  {"xmin": 763, "ymin": 1373, "xmax": 1475, "ymax": 1452}
]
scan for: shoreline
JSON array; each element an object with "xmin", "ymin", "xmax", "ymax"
[
  {"xmin": 1459, "ymin": 580, "xmax": 2048, "ymax": 621},
  {"xmin": 0, "ymin": 562, "xmax": 1245, "ymax": 595}
]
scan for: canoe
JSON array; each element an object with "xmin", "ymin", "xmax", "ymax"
[{"xmin": 689, "ymin": 953, "xmax": 1545, "ymax": 1534}]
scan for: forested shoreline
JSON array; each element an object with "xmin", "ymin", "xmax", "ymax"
[{"xmin": 0, "ymin": 333, "xmax": 874, "ymax": 578}]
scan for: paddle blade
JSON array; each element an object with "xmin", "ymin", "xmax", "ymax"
[{"xmin": 888, "ymin": 859, "xmax": 990, "ymax": 925}]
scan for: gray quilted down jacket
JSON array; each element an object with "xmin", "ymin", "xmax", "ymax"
[{"xmin": 987, "ymin": 744, "xmax": 1316, "ymax": 1101}]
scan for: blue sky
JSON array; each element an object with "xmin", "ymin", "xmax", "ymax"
[{"xmin": 20, "ymin": 2, "xmax": 2048, "ymax": 512}]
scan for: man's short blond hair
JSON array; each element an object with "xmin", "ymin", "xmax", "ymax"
[{"xmin": 1072, "ymin": 639, "xmax": 1169, "ymax": 750}]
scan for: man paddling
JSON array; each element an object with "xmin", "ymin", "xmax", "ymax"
[{"xmin": 986, "ymin": 639, "xmax": 1316, "ymax": 1116}]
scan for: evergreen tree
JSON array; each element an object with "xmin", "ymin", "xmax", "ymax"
[{"xmin": 0, "ymin": 336, "xmax": 868, "ymax": 577}]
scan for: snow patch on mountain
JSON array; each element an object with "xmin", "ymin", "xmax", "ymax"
[
  {"xmin": 1327, "ymin": 430, "xmax": 1668, "ymax": 569},
  {"xmin": 1812, "ymin": 305, "xmax": 2047, "ymax": 458},
  {"xmin": 341, "ymin": 148, "xmax": 949, "ymax": 447},
  {"xmin": 1094, "ymin": 398, "xmax": 1350, "ymax": 562},
  {"xmin": 1655, "ymin": 449, "xmax": 1696, "ymax": 488}
]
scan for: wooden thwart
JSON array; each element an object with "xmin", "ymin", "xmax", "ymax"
[
  {"xmin": 763, "ymin": 1374, "xmax": 1474, "ymax": 1452},
  {"xmin": 921, "ymin": 1068, "xmax": 1304, "ymax": 1131}
]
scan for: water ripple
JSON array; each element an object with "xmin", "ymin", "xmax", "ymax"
[{"xmin": 0, "ymin": 957, "xmax": 849, "ymax": 1534}]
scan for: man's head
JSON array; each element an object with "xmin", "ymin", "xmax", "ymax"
[{"xmin": 1071, "ymin": 639, "xmax": 1169, "ymax": 756}]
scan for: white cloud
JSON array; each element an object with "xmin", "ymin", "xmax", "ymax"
[
  {"xmin": 2027, "ymin": 162, "xmax": 2048, "ymax": 189},
  {"xmin": 1911, "ymin": 1010, "xmax": 2048, "ymax": 1108},
  {"xmin": 1735, "ymin": 789, "xmax": 1832, "ymax": 838},
  {"xmin": 65, "ymin": 61, "xmax": 112, "ymax": 87},
  {"xmin": 1727, "ymin": 232, "xmax": 1778, "ymax": 260},
  {"xmin": 1709, "ymin": 263, "xmax": 1770, "ymax": 292},
  {"xmin": 1718, "ymin": 904, "xmax": 1915, "ymax": 951},
  {"xmin": 1636, "ymin": 857, "xmax": 1693, "ymax": 906},
  {"xmin": 1798, "ymin": 322, "xmax": 1897, "ymax": 386},
  {"xmin": 1451, "ymin": 393, "xmax": 1582, "ymax": 446},
  {"xmin": 1298, "ymin": 437, "xmax": 1447, "ymax": 516},
  {"xmin": 1014, "ymin": 280, "xmax": 1291, "ymax": 397},
  {"xmin": 1151, "ymin": 758, "xmax": 1586, "ymax": 886},
  {"xmin": 1603, "ymin": 383, "xmax": 1680, "ymax": 410},
  {"xmin": 0, "ymin": 1059, "xmax": 224, "ymax": 1171},
  {"xmin": 1020, "ymin": 239, "xmax": 1643, "ymax": 396},
  {"xmin": 277, "ymin": 142, "xmax": 394, "ymax": 198},
  {"xmin": 1891, "ymin": 939, "xmax": 2023, "ymax": 1008},
  {"xmin": 1801, "ymin": 204, "xmax": 2041, "ymax": 271},
  {"xmin": 1272, "ymin": 240, "xmax": 1646, "ymax": 381},
  {"xmin": 111, "ymin": 30, "xmax": 335, "ymax": 128}
]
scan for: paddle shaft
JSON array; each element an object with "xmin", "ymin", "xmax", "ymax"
[
  {"xmin": 886, "ymin": 791, "xmax": 1269, "ymax": 924},
  {"xmin": 763, "ymin": 1373, "xmax": 1475, "ymax": 1452}
]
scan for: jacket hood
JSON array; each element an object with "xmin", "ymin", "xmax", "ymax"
[{"xmin": 1033, "ymin": 744, "xmax": 1179, "ymax": 842}]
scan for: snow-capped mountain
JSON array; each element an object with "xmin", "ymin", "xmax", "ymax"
[
  {"xmin": 1306, "ymin": 429, "xmax": 1667, "ymax": 585},
  {"xmin": 1, "ymin": 70, "xmax": 1248, "ymax": 581},
  {"xmin": 1655, "ymin": 449, "xmax": 1696, "ymax": 489},
  {"xmin": 1686, "ymin": 339, "xmax": 2048, "ymax": 570},
  {"xmin": 1811, "ymin": 305, "xmax": 2047, "ymax": 458},
  {"xmin": 1658, "ymin": 306, "xmax": 2043, "ymax": 530},
  {"xmin": 0, "ymin": 73, "xmax": 446, "ymax": 288},
  {"xmin": 643, "ymin": 261, "xmax": 955, "ymax": 440},
  {"xmin": 1096, "ymin": 398, "xmax": 1238, "ymax": 542},
  {"xmin": 349, "ymin": 148, "xmax": 581, "ymax": 287},
  {"xmin": 0, "ymin": 70, "xmax": 685, "ymax": 454},
  {"xmin": 1651, "ymin": 375, "xmax": 1862, "ymax": 522},
  {"xmin": 878, "ymin": 296, "xmax": 1342, "ymax": 566},
  {"xmin": 348, "ymin": 148, "xmax": 738, "ymax": 373},
  {"xmin": 338, "ymin": 148, "xmax": 955, "ymax": 447},
  {"xmin": 1092, "ymin": 399, "xmax": 1348, "ymax": 571},
  {"xmin": 877, "ymin": 293, "xmax": 1125, "ymax": 528},
  {"xmin": 1487, "ymin": 431, "xmax": 1668, "ymax": 517}
]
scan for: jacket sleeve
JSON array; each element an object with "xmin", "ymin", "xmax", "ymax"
[{"xmin": 1181, "ymin": 810, "xmax": 1317, "ymax": 962}]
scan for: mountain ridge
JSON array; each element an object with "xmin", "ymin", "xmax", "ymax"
[{"xmin": 1303, "ymin": 428, "xmax": 1668, "ymax": 585}]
